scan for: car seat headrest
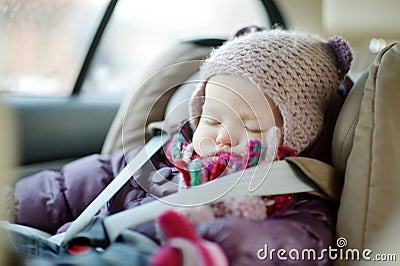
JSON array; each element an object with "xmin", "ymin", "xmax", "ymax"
[
  {"xmin": 331, "ymin": 71, "xmax": 367, "ymax": 173},
  {"xmin": 101, "ymin": 41, "xmax": 212, "ymax": 155},
  {"xmin": 163, "ymin": 73, "xmax": 199, "ymax": 132},
  {"xmin": 147, "ymin": 73, "xmax": 199, "ymax": 137}
]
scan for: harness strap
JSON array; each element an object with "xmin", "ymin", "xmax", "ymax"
[
  {"xmin": 103, "ymin": 160, "xmax": 321, "ymax": 242},
  {"xmin": 61, "ymin": 133, "xmax": 170, "ymax": 245}
]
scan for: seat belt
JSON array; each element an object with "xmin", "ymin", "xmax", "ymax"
[
  {"xmin": 102, "ymin": 160, "xmax": 318, "ymax": 242},
  {"xmin": 61, "ymin": 133, "xmax": 171, "ymax": 245}
]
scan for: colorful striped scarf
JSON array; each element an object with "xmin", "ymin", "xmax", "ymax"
[{"xmin": 165, "ymin": 133, "xmax": 297, "ymax": 220}]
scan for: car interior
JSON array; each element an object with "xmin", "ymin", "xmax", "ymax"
[{"xmin": 1, "ymin": 0, "xmax": 399, "ymax": 265}]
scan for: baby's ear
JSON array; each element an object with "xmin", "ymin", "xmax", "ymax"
[{"xmin": 328, "ymin": 36, "xmax": 353, "ymax": 80}]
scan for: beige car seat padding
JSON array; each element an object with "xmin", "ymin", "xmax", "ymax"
[
  {"xmin": 331, "ymin": 71, "xmax": 366, "ymax": 174},
  {"xmin": 336, "ymin": 43, "xmax": 400, "ymax": 261}
]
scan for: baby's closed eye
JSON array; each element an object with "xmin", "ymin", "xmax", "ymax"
[
  {"xmin": 243, "ymin": 120, "xmax": 265, "ymax": 133},
  {"xmin": 203, "ymin": 117, "xmax": 221, "ymax": 126}
]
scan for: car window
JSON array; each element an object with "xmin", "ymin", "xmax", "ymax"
[
  {"xmin": 80, "ymin": 0, "xmax": 269, "ymax": 96},
  {"xmin": 0, "ymin": 0, "xmax": 109, "ymax": 96}
]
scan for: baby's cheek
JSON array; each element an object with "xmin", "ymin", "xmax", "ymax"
[{"xmin": 193, "ymin": 129, "xmax": 216, "ymax": 156}]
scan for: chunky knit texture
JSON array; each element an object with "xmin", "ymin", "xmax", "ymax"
[{"xmin": 190, "ymin": 28, "xmax": 352, "ymax": 154}]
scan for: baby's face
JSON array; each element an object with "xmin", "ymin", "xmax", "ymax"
[{"xmin": 192, "ymin": 74, "xmax": 283, "ymax": 157}]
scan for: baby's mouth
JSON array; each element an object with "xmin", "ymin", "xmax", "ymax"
[
  {"xmin": 206, "ymin": 142, "xmax": 254, "ymax": 159},
  {"xmin": 214, "ymin": 145, "xmax": 233, "ymax": 155}
]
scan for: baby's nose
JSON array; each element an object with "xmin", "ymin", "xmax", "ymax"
[{"xmin": 216, "ymin": 127, "xmax": 237, "ymax": 147}]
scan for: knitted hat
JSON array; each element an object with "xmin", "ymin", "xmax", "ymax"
[{"xmin": 190, "ymin": 27, "xmax": 352, "ymax": 154}]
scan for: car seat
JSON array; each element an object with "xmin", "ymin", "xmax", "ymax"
[{"xmin": 102, "ymin": 39, "xmax": 400, "ymax": 264}]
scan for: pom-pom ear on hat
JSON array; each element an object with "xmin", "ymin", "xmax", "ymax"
[{"xmin": 328, "ymin": 36, "xmax": 353, "ymax": 80}]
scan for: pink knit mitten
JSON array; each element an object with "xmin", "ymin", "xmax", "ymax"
[{"xmin": 150, "ymin": 209, "xmax": 228, "ymax": 266}]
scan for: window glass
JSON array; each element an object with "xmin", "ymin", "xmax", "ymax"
[
  {"xmin": 0, "ymin": 0, "xmax": 108, "ymax": 96},
  {"xmin": 81, "ymin": 0, "xmax": 269, "ymax": 96}
]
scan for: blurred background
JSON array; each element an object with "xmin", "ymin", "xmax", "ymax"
[
  {"xmin": 0, "ymin": 0, "xmax": 267, "ymax": 96},
  {"xmin": 1, "ymin": 0, "xmax": 398, "ymax": 97},
  {"xmin": 0, "ymin": 101, "xmax": 17, "ymax": 265}
]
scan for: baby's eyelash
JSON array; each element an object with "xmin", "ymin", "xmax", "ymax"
[
  {"xmin": 204, "ymin": 117, "xmax": 220, "ymax": 126},
  {"xmin": 246, "ymin": 127, "xmax": 263, "ymax": 134},
  {"xmin": 243, "ymin": 121, "xmax": 264, "ymax": 133}
]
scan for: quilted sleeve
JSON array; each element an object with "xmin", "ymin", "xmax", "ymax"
[
  {"xmin": 197, "ymin": 193, "xmax": 336, "ymax": 266},
  {"xmin": 12, "ymin": 153, "xmax": 118, "ymax": 234}
]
